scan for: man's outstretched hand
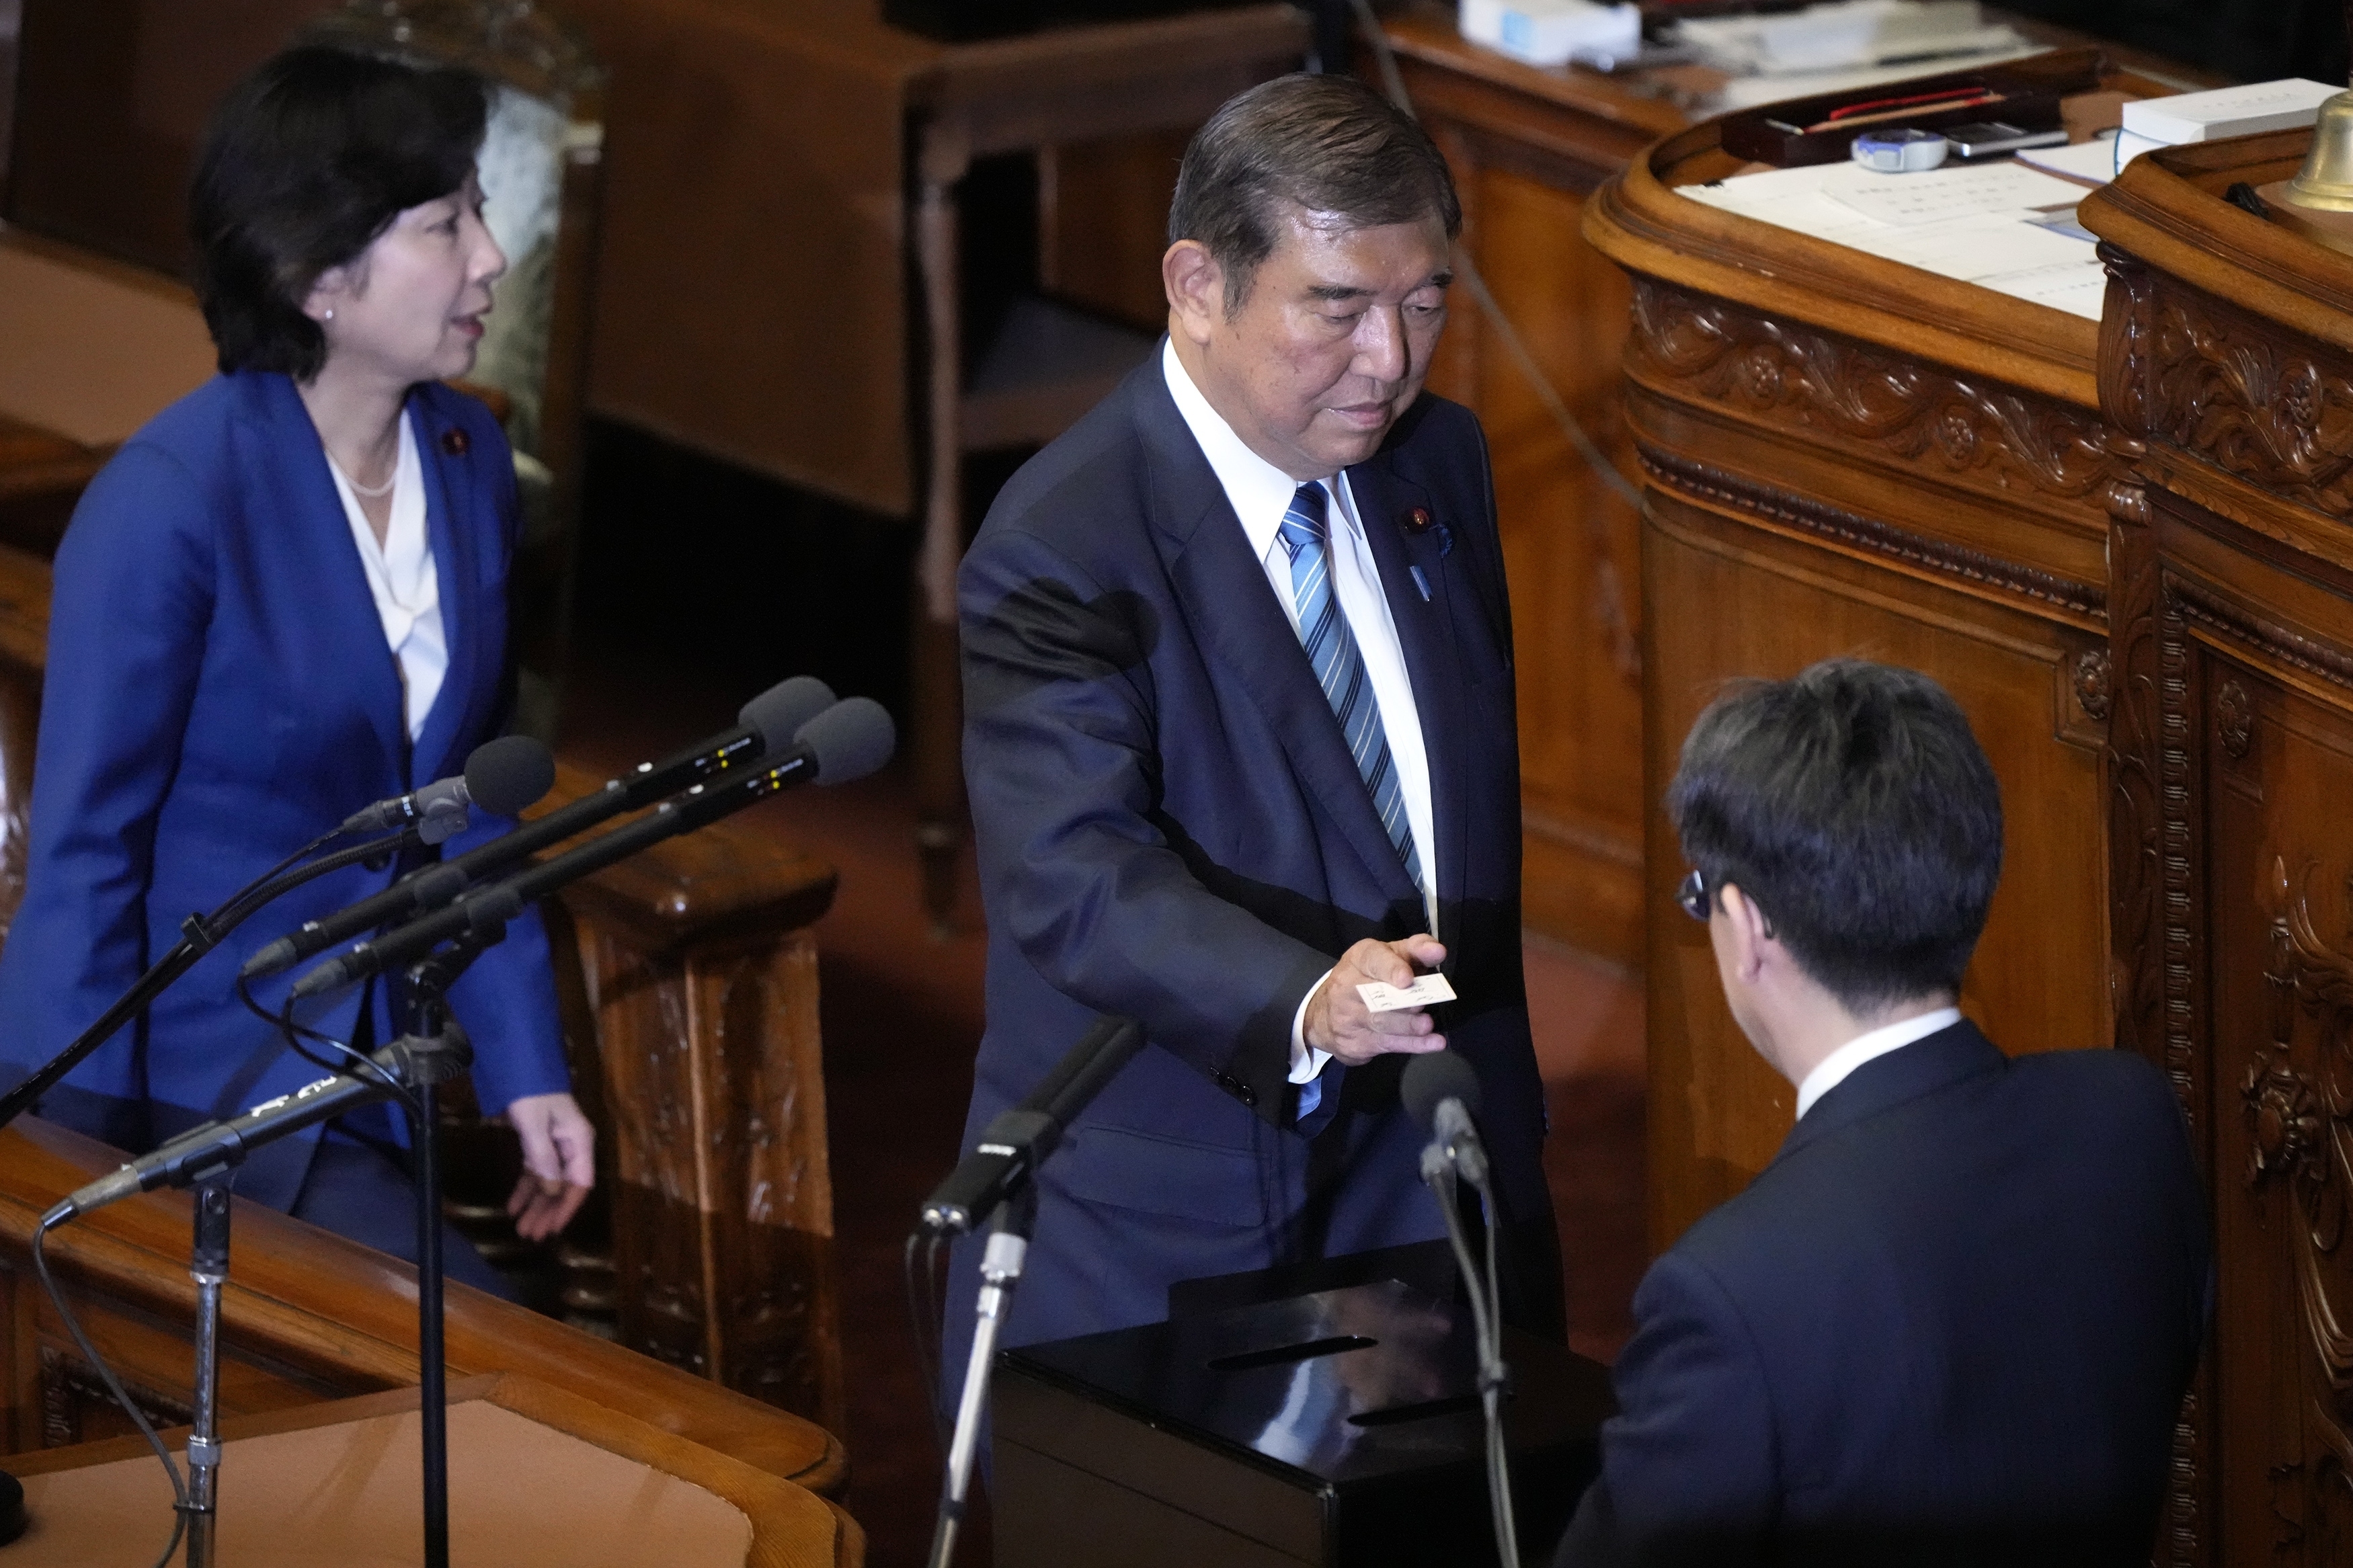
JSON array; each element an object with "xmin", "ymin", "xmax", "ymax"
[{"xmin": 1304, "ymin": 934, "xmax": 1448, "ymax": 1067}]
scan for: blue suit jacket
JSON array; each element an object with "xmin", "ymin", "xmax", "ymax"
[
  {"xmin": 0, "ymin": 372, "xmax": 569, "ymax": 1210},
  {"xmin": 1555, "ymin": 1023, "xmax": 2210, "ymax": 1567},
  {"xmin": 954, "ymin": 358, "xmax": 1551, "ymax": 1355}
]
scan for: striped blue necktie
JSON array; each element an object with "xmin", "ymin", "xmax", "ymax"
[{"xmin": 1277, "ymin": 481, "xmax": 1421, "ymax": 892}]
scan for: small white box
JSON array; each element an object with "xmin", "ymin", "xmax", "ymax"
[
  {"xmin": 1460, "ymin": 0, "xmax": 1640, "ymax": 68},
  {"xmin": 2119, "ymin": 79, "xmax": 2342, "ymax": 145}
]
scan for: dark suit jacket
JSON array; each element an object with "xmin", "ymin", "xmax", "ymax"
[
  {"xmin": 0, "ymin": 372, "xmax": 569, "ymax": 1210},
  {"xmin": 953, "ymin": 356, "xmax": 1553, "ymax": 1356},
  {"xmin": 1556, "ymin": 1022, "xmax": 2210, "ymax": 1567}
]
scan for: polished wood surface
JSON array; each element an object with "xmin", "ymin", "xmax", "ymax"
[
  {"xmin": 10, "ymin": 1374, "xmax": 842, "ymax": 1566},
  {"xmin": 1585, "ymin": 58, "xmax": 2141, "ymax": 1247},
  {"xmin": 2081, "ymin": 127, "xmax": 2353, "ymax": 1568}
]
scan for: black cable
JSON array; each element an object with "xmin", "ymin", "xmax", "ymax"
[
  {"xmin": 905, "ymin": 1229, "xmax": 950, "ymax": 1456},
  {"xmin": 1347, "ymin": 0, "xmax": 1647, "ymax": 682},
  {"xmin": 232, "ymin": 973, "xmax": 420, "ymax": 1116},
  {"xmin": 32, "ymin": 1212, "xmax": 188, "ymax": 1568}
]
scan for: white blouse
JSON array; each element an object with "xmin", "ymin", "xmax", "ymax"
[{"xmin": 324, "ymin": 410, "xmax": 446, "ymax": 743}]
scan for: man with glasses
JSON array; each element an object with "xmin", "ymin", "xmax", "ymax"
[{"xmin": 1555, "ymin": 658, "xmax": 2209, "ymax": 1566}]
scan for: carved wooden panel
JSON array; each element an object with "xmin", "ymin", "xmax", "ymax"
[
  {"xmin": 572, "ymin": 919, "xmax": 842, "ymax": 1431},
  {"xmin": 2103, "ymin": 251, "xmax": 2353, "ymax": 520},
  {"xmin": 1628, "ymin": 279, "xmax": 2141, "ymax": 520},
  {"xmin": 2193, "ymin": 643, "xmax": 2353, "ymax": 1567}
]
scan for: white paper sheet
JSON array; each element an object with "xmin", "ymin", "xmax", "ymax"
[{"xmin": 1820, "ymin": 160, "xmax": 2088, "ymax": 225}]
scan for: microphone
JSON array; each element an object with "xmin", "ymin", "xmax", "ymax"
[
  {"xmin": 1402, "ymin": 1050, "xmax": 1488, "ymax": 1185},
  {"xmin": 338, "ymin": 735, "xmax": 557, "ymax": 845},
  {"xmin": 245, "ymin": 675, "xmax": 836, "ymax": 979},
  {"xmin": 286, "ymin": 696, "xmax": 895, "ymax": 999},
  {"xmin": 920, "ymin": 1015, "xmax": 1144, "ymax": 1235},
  {"xmin": 51, "ymin": 1032, "xmax": 473, "ymax": 1221}
]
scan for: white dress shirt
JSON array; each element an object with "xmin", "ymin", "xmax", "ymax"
[
  {"xmin": 1794, "ymin": 1006, "xmax": 1962, "ymax": 1121},
  {"xmin": 325, "ymin": 411, "xmax": 446, "ymax": 745},
  {"xmin": 1161, "ymin": 341, "xmax": 1438, "ymax": 1104}
]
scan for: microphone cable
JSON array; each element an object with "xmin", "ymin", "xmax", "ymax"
[{"xmin": 32, "ymin": 1207, "xmax": 189, "ymax": 1568}]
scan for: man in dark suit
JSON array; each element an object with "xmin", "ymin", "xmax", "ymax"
[
  {"xmin": 951, "ymin": 73, "xmax": 1558, "ymax": 1365},
  {"xmin": 1556, "ymin": 660, "xmax": 2210, "ymax": 1566}
]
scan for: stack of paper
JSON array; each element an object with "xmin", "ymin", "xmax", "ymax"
[
  {"xmin": 2112, "ymin": 79, "xmax": 2342, "ymax": 172},
  {"xmin": 1678, "ymin": 158, "xmax": 2108, "ymax": 319},
  {"xmin": 1673, "ymin": 0, "xmax": 2027, "ymax": 79}
]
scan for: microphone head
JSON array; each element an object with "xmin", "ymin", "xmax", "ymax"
[
  {"xmin": 463, "ymin": 735, "xmax": 557, "ymax": 817},
  {"xmin": 796, "ymin": 698, "xmax": 895, "ymax": 785},
  {"xmin": 1400, "ymin": 1050, "xmax": 1482, "ymax": 1134},
  {"xmin": 742, "ymin": 676, "xmax": 838, "ymax": 754}
]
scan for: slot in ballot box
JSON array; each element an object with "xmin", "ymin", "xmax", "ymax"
[{"xmin": 994, "ymin": 1278, "xmax": 1613, "ymax": 1567}]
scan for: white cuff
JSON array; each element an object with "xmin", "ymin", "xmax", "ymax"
[{"xmin": 1289, "ymin": 968, "xmax": 1336, "ymax": 1084}]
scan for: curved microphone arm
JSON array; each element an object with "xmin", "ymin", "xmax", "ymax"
[{"xmin": 0, "ymin": 826, "xmax": 419, "ymax": 1136}]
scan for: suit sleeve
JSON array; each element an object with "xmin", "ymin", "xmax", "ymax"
[
  {"xmin": 1554, "ymin": 1252, "xmax": 1778, "ymax": 1568},
  {"xmin": 961, "ymin": 526, "xmax": 1334, "ymax": 1119},
  {"xmin": 0, "ymin": 444, "xmax": 216, "ymax": 1131}
]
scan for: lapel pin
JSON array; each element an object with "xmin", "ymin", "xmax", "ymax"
[
  {"xmin": 1402, "ymin": 506, "xmax": 1435, "ymax": 533},
  {"xmin": 440, "ymin": 427, "xmax": 470, "ymax": 457}
]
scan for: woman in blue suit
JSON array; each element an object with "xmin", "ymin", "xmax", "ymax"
[{"xmin": 0, "ymin": 47, "xmax": 592, "ymax": 1289}]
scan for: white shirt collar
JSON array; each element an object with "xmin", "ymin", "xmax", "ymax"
[
  {"xmin": 1161, "ymin": 338, "xmax": 1361, "ymax": 558},
  {"xmin": 1794, "ymin": 1006, "xmax": 1962, "ymax": 1121}
]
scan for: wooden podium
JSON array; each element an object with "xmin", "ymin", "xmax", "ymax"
[{"xmin": 5, "ymin": 1373, "xmax": 828, "ymax": 1566}]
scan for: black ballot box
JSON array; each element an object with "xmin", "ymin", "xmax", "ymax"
[{"xmin": 993, "ymin": 1278, "xmax": 1615, "ymax": 1567}]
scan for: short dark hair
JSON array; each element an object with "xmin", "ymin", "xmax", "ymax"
[
  {"xmin": 1667, "ymin": 659, "xmax": 2003, "ymax": 1012},
  {"xmin": 190, "ymin": 46, "xmax": 488, "ymax": 378},
  {"xmin": 1168, "ymin": 73, "xmax": 1460, "ymax": 311}
]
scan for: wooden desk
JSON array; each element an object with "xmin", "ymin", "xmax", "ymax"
[{"xmin": 2082, "ymin": 126, "xmax": 2353, "ymax": 1568}]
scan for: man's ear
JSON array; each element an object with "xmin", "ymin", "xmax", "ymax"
[
  {"xmin": 1162, "ymin": 239, "xmax": 1224, "ymax": 346},
  {"xmin": 1716, "ymin": 882, "xmax": 1773, "ymax": 984}
]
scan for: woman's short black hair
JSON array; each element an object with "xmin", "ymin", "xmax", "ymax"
[
  {"xmin": 1667, "ymin": 659, "xmax": 2005, "ymax": 1013},
  {"xmin": 190, "ymin": 45, "xmax": 487, "ymax": 378}
]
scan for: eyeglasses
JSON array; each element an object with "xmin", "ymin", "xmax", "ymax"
[{"xmin": 1676, "ymin": 868, "xmax": 1710, "ymax": 922}]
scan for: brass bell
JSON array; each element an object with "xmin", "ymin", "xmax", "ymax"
[{"xmin": 2288, "ymin": 87, "xmax": 2353, "ymax": 211}]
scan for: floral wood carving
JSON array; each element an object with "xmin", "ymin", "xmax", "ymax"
[
  {"xmin": 2073, "ymin": 648, "xmax": 2113, "ymax": 720},
  {"xmin": 1628, "ymin": 280, "xmax": 2141, "ymax": 512},
  {"xmin": 2217, "ymin": 679, "xmax": 2255, "ymax": 759},
  {"xmin": 2132, "ymin": 279, "xmax": 2353, "ymax": 518},
  {"xmin": 2249, "ymin": 857, "xmax": 2353, "ymax": 1557}
]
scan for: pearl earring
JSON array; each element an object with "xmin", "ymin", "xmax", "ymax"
[{"xmin": 323, "ymin": 308, "xmax": 335, "ymax": 321}]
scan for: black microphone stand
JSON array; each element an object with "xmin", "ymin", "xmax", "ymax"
[{"xmin": 387, "ymin": 932, "xmax": 498, "ymax": 1568}]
